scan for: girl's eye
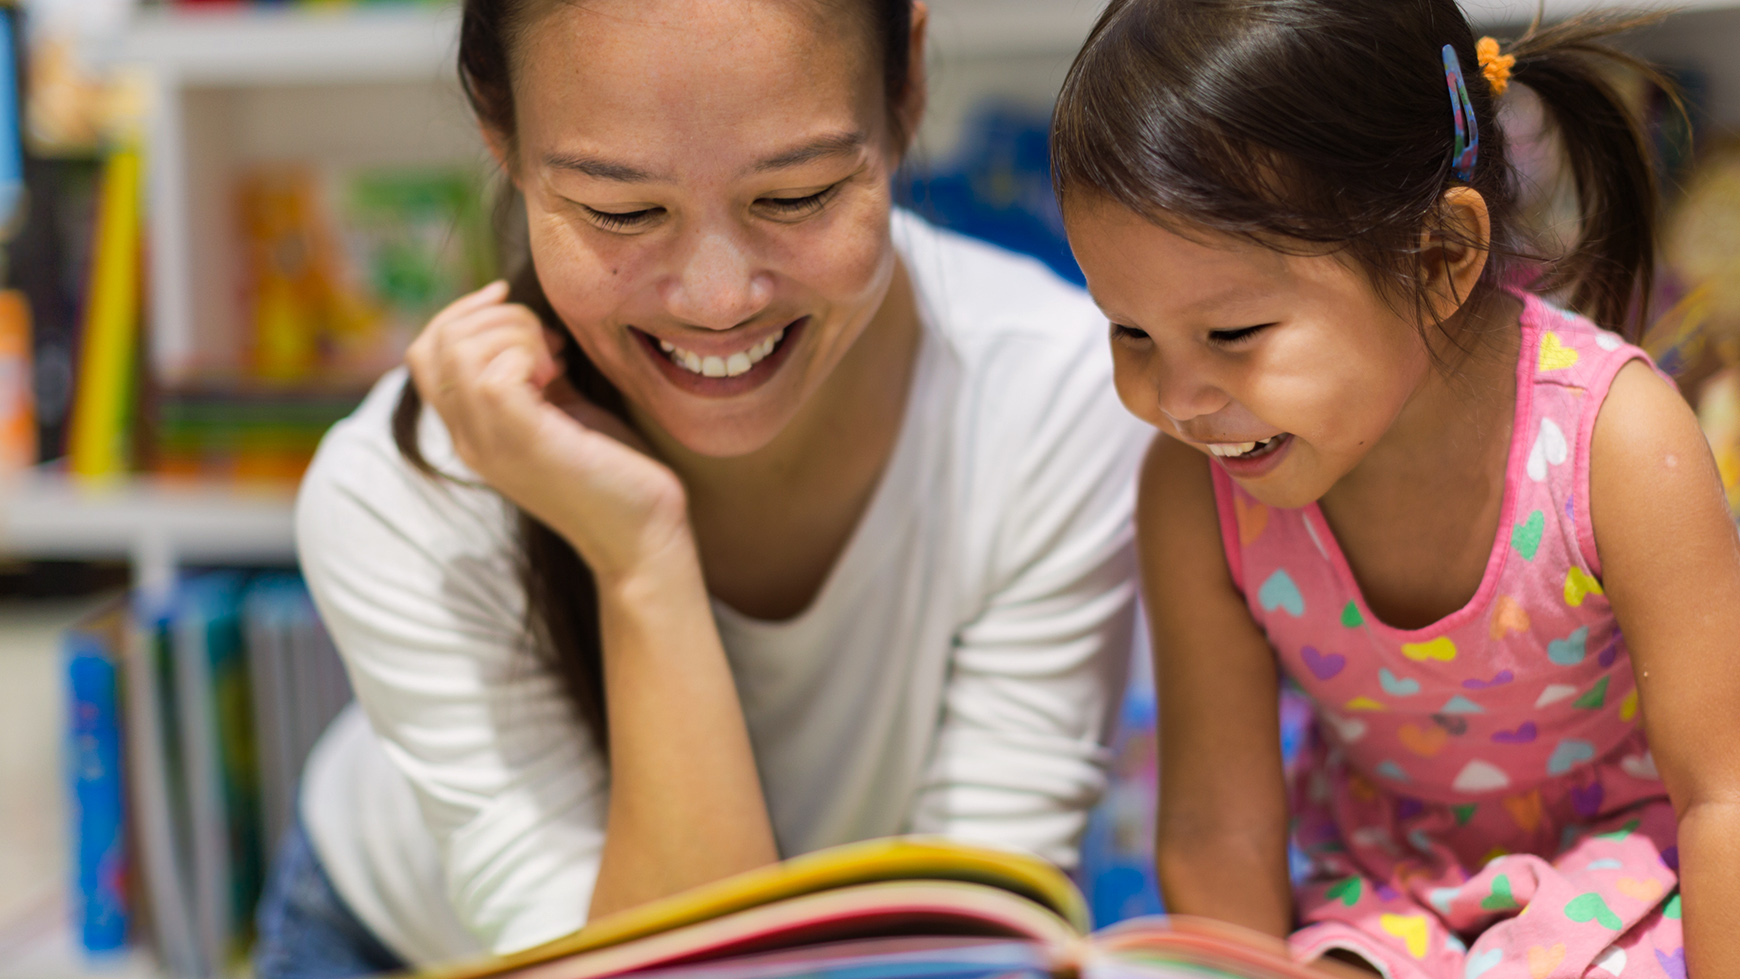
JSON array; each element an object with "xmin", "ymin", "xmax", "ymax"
[
  {"xmin": 1111, "ymin": 324, "xmax": 1150, "ymax": 341},
  {"xmin": 757, "ymin": 184, "xmax": 841, "ymax": 218},
  {"xmin": 584, "ymin": 206, "xmax": 663, "ymax": 232},
  {"xmin": 1208, "ymin": 324, "xmax": 1272, "ymax": 346}
]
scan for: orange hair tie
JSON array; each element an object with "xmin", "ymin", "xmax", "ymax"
[{"xmin": 1477, "ymin": 36, "xmax": 1515, "ymax": 95}]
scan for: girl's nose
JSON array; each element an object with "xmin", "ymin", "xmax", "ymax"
[
  {"xmin": 661, "ymin": 228, "xmax": 774, "ymax": 330},
  {"xmin": 1152, "ymin": 354, "xmax": 1232, "ymax": 427}
]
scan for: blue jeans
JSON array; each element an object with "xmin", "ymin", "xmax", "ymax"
[{"xmin": 254, "ymin": 817, "xmax": 407, "ymax": 979}]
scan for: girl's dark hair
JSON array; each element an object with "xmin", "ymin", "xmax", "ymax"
[
  {"xmin": 392, "ymin": 0, "xmax": 915, "ymax": 747},
  {"xmin": 1050, "ymin": 0, "xmax": 1675, "ymax": 345}
]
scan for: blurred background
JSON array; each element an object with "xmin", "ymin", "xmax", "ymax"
[{"xmin": 0, "ymin": 0, "xmax": 1737, "ymax": 975}]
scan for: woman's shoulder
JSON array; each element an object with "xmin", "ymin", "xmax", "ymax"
[{"xmin": 296, "ymin": 369, "xmax": 521, "ymax": 589}]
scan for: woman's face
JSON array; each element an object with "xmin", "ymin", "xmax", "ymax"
[{"xmin": 508, "ymin": 0, "xmax": 919, "ymax": 458}]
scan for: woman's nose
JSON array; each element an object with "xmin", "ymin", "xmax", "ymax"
[{"xmin": 661, "ymin": 228, "xmax": 774, "ymax": 330}]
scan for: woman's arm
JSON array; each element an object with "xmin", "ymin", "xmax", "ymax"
[
  {"xmin": 1141, "ymin": 435, "xmax": 1294, "ymax": 938},
  {"xmin": 406, "ymin": 283, "xmax": 778, "ymax": 921},
  {"xmin": 1591, "ymin": 362, "xmax": 1740, "ymax": 979}
]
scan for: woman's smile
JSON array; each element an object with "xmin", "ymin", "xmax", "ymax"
[{"xmin": 633, "ymin": 317, "xmax": 807, "ymax": 397}]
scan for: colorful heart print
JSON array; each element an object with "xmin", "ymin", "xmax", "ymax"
[
  {"xmin": 1379, "ymin": 668, "xmax": 1422, "ymax": 696},
  {"xmin": 1379, "ymin": 913, "xmax": 1430, "ymax": 959},
  {"xmin": 1574, "ymin": 676, "xmax": 1609, "ymax": 710},
  {"xmin": 1538, "ymin": 331, "xmax": 1581, "ymax": 371},
  {"xmin": 1564, "ymin": 567, "xmax": 1605, "ymax": 607},
  {"xmin": 1563, "ymin": 892, "xmax": 1622, "ymax": 929},
  {"xmin": 1399, "ymin": 723, "xmax": 1448, "ymax": 757},
  {"xmin": 1490, "ymin": 595, "xmax": 1531, "ymax": 639},
  {"xmin": 1463, "ymin": 670, "xmax": 1514, "ymax": 690},
  {"xmin": 1592, "ymin": 947, "xmax": 1627, "ymax": 977},
  {"xmin": 1528, "ymin": 944, "xmax": 1567, "ymax": 979},
  {"xmin": 1527, "ymin": 417, "xmax": 1569, "ymax": 482},
  {"xmin": 1492, "ymin": 721, "xmax": 1538, "ymax": 744},
  {"xmin": 1465, "ymin": 948, "xmax": 1503, "ymax": 979},
  {"xmin": 1403, "ymin": 637, "xmax": 1458, "ymax": 662},
  {"xmin": 1548, "ymin": 739, "xmax": 1597, "ymax": 776},
  {"xmin": 1547, "ymin": 626, "xmax": 1589, "ymax": 665},
  {"xmin": 1480, "ymin": 874, "xmax": 1518, "ymax": 911},
  {"xmin": 1302, "ymin": 646, "xmax": 1346, "ymax": 680},
  {"xmin": 1511, "ymin": 510, "xmax": 1545, "ymax": 560},
  {"xmin": 1440, "ymin": 694, "xmax": 1484, "ymax": 714},
  {"xmin": 1453, "ymin": 759, "xmax": 1511, "ymax": 793},
  {"xmin": 1258, "ymin": 569, "xmax": 1305, "ymax": 616},
  {"xmin": 1325, "ymin": 876, "xmax": 1362, "ymax": 907},
  {"xmin": 1341, "ymin": 601, "xmax": 1364, "ymax": 628},
  {"xmin": 1536, "ymin": 683, "xmax": 1578, "ymax": 707}
]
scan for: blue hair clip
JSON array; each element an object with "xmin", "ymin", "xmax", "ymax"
[{"xmin": 1443, "ymin": 44, "xmax": 1479, "ymax": 182}]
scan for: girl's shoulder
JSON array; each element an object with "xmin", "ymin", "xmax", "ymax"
[{"xmin": 1513, "ymin": 290, "xmax": 1659, "ymax": 395}]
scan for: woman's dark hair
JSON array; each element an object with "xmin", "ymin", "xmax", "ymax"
[
  {"xmin": 1050, "ymin": 0, "xmax": 1675, "ymax": 346},
  {"xmin": 392, "ymin": 0, "xmax": 916, "ymax": 747}
]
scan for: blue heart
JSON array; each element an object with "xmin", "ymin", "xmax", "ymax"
[
  {"xmin": 1258, "ymin": 569, "xmax": 1306, "ymax": 617},
  {"xmin": 1428, "ymin": 887, "xmax": 1460, "ymax": 914},
  {"xmin": 1548, "ymin": 739, "xmax": 1597, "ymax": 776},
  {"xmin": 1466, "ymin": 948, "xmax": 1503, "ymax": 979},
  {"xmin": 1375, "ymin": 760, "xmax": 1410, "ymax": 782},
  {"xmin": 1379, "ymin": 668, "xmax": 1421, "ymax": 697},
  {"xmin": 1445, "ymin": 934, "xmax": 1467, "ymax": 954},
  {"xmin": 1586, "ymin": 859, "xmax": 1623, "ymax": 871},
  {"xmin": 1441, "ymin": 695, "xmax": 1485, "ymax": 715},
  {"xmin": 1548, "ymin": 626, "xmax": 1590, "ymax": 665}
]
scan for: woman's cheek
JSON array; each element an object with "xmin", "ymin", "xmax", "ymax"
[{"xmin": 1111, "ymin": 349, "xmax": 1166, "ymax": 429}]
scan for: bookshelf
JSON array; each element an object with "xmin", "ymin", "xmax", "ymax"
[{"xmin": 0, "ymin": 469, "xmax": 294, "ymax": 598}]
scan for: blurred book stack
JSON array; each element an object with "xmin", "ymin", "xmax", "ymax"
[{"xmin": 61, "ymin": 572, "xmax": 352, "ymax": 975}]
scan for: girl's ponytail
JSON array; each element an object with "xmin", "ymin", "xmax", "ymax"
[{"xmin": 1505, "ymin": 12, "xmax": 1678, "ymax": 340}]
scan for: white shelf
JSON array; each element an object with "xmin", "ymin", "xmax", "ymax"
[
  {"xmin": 115, "ymin": 2, "xmax": 460, "ymax": 86},
  {"xmin": 0, "ymin": 470, "xmax": 295, "ymax": 597}
]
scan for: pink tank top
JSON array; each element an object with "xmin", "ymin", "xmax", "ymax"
[{"xmin": 1213, "ymin": 292, "xmax": 1657, "ymax": 803}]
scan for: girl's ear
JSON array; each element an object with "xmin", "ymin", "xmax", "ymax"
[
  {"xmin": 895, "ymin": 2, "xmax": 930, "ymax": 156},
  {"xmin": 1421, "ymin": 186, "xmax": 1492, "ymax": 322}
]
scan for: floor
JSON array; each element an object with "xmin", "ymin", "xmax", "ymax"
[{"xmin": 0, "ymin": 597, "xmax": 158, "ymax": 978}]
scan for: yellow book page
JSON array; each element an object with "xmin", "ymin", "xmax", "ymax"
[{"xmin": 429, "ymin": 837, "xmax": 1087, "ymax": 979}]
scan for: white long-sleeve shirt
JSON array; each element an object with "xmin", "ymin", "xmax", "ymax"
[{"xmin": 294, "ymin": 211, "xmax": 1151, "ymax": 966}]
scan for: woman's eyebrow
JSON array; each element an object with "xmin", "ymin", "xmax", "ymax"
[
  {"xmin": 749, "ymin": 131, "xmax": 866, "ymax": 174},
  {"xmin": 544, "ymin": 153, "xmax": 661, "ymax": 183}
]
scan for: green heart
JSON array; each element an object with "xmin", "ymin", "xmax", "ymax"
[
  {"xmin": 1480, "ymin": 875, "xmax": 1517, "ymax": 911},
  {"xmin": 1325, "ymin": 876, "xmax": 1362, "ymax": 907},
  {"xmin": 1596, "ymin": 819, "xmax": 1640, "ymax": 842},
  {"xmin": 1574, "ymin": 677, "xmax": 1610, "ymax": 710},
  {"xmin": 1664, "ymin": 892, "xmax": 1682, "ymax": 920},
  {"xmin": 1341, "ymin": 602, "xmax": 1364, "ymax": 628},
  {"xmin": 1564, "ymin": 892, "xmax": 1623, "ymax": 930},
  {"xmin": 1452, "ymin": 804, "xmax": 1478, "ymax": 826},
  {"xmin": 1511, "ymin": 510, "xmax": 1546, "ymax": 560}
]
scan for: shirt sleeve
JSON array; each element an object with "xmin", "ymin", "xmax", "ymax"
[
  {"xmin": 905, "ymin": 327, "xmax": 1148, "ymax": 868},
  {"xmin": 295, "ymin": 372, "xmax": 609, "ymax": 955}
]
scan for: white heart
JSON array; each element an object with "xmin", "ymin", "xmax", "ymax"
[
  {"xmin": 1593, "ymin": 945, "xmax": 1627, "ymax": 976},
  {"xmin": 1620, "ymin": 752, "xmax": 1660, "ymax": 781},
  {"xmin": 1324, "ymin": 711, "xmax": 1367, "ymax": 744},
  {"xmin": 1453, "ymin": 759, "xmax": 1512, "ymax": 793},
  {"xmin": 1527, "ymin": 417, "xmax": 1569, "ymax": 482},
  {"xmin": 1536, "ymin": 683, "xmax": 1578, "ymax": 708},
  {"xmin": 1596, "ymin": 331, "xmax": 1624, "ymax": 352}
]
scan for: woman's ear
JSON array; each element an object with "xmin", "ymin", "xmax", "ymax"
[
  {"xmin": 481, "ymin": 124, "xmax": 519, "ymax": 189},
  {"xmin": 1422, "ymin": 186, "xmax": 1492, "ymax": 321},
  {"xmin": 895, "ymin": 2, "xmax": 929, "ymax": 155}
]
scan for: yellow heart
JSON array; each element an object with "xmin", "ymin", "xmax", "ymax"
[
  {"xmin": 1615, "ymin": 877, "xmax": 1664, "ymax": 902},
  {"xmin": 1346, "ymin": 696, "xmax": 1387, "ymax": 712},
  {"xmin": 1538, "ymin": 332, "xmax": 1580, "ymax": 372},
  {"xmin": 1529, "ymin": 944, "xmax": 1567, "ymax": 979},
  {"xmin": 1490, "ymin": 595, "xmax": 1531, "ymax": 639},
  {"xmin": 1620, "ymin": 689, "xmax": 1638, "ymax": 722},
  {"xmin": 1402, "ymin": 637, "xmax": 1458, "ymax": 662},
  {"xmin": 1564, "ymin": 568, "xmax": 1605, "ymax": 607},
  {"xmin": 1379, "ymin": 913, "xmax": 1430, "ymax": 960}
]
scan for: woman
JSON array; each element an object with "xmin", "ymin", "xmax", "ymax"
[{"xmin": 256, "ymin": 1, "xmax": 1149, "ymax": 975}]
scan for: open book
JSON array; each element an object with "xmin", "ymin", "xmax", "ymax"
[{"xmin": 428, "ymin": 838, "xmax": 1331, "ymax": 979}]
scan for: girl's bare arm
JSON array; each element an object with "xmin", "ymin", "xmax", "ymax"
[
  {"xmin": 1141, "ymin": 435, "xmax": 1294, "ymax": 938},
  {"xmin": 1592, "ymin": 361, "xmax": 1740, "ymax": 979}
]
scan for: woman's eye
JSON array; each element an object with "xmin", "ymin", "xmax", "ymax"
[
  {"xmin": 1111, "ymin": 324, "xmax": 1150, "ymax": 341},
  {"xmin": 584, "ymin": 206, "xmax": 662, "ymax": 231},
  {"xmin": 757, "ymin": 184, "xmax": 840, "ymax": 218},
  {"xmin": 1208, "ymin": 324, "xmax": 1271, "ymax": 346}
]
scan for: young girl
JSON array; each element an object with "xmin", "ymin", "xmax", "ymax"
[{"xmin": 1052, "ymin": 2, "xmax": 1740, "ymax": 978}]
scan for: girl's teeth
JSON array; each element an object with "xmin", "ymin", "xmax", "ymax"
[
  {"xmin": 664, "ymin": 327, "xmax": 787, "ymax": 377},
  {"xmin": 1208, "ymin": 442, "xmax": 1258, "ymax": 457}
]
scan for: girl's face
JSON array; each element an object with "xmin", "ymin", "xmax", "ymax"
[
  {"xmin": 1066, "ymin": 198, "xmax": 1436, "ymax": 509},
  {"xmin": 508, "ymin": 0, "xmax": 919, "ymax": 457}
]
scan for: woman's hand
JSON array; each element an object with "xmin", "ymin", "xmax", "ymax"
[{"xmin": 406, "ymin": 281, "xmax": 692, "ymax": 584}]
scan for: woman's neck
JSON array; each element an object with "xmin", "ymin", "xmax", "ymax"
[{"xmin": 641, "ymin": 260, "xmax": 924, "ymax": 620}]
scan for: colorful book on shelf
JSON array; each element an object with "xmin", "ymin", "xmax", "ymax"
[
  {"xmin": 64, "ymin": 599, "xmax": 131, "ymax": 954},
  {"xmin": 426, "ymin": 838, "xmax": 1327, "ymax": 979},
  {"xmin": 65, "ymin": 141, "xmax": 142, "ymax": 480}
]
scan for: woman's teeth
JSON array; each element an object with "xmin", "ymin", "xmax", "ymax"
[
  {"xmin": 1207, "ymin": 435, "xmax": 1284, "ymax": 458},
  {"xmin": 659, "ymin": 327, "xmax": 786, "ymax": 378}
]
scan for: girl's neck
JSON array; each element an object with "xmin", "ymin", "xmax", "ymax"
[{"xmin": 1318, "ymin": 292, "xmax": 1524, "ymax": 629}]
